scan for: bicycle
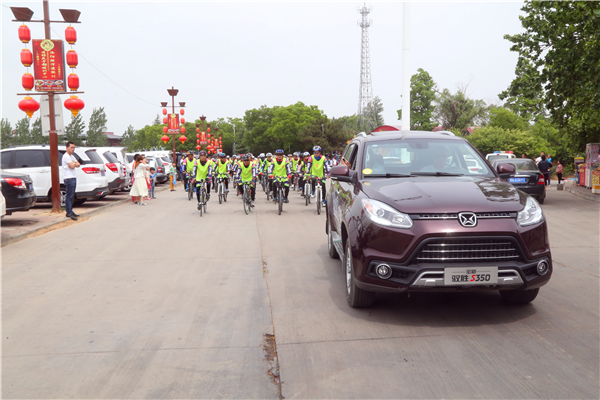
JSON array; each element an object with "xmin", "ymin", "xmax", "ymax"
[
  {"xmin": 187, "ymin": 175, "xmax": 195, "ymax": 201},
  {"xmin": 216, "ymin": 174, "xmax": 228, "ymax": 204},
  {"xmin": 304, "ymin": 174, "xmax": 312, "ymax": 206},
  {"xmin": 293, "ymin": 173, "xmax": 299, "ymax": 192},
  {"xmin": 196, "ymin": 179, "xmax": 208, "ymax": 217},
  {"xmin": 241, "ymin": 180, "xmax": 254, "ymax": 215},
  {"xmin": 265, "ymin": 178, "xmax": 272, "ymax": 201},
  {"xmin": 272, "ymin": 177, "xmax": 287, "ymax": 215},
  {"xmin": 260, "ymin": 173, "xmax": 267, "ymax": 193},
  {"xmin": 314, "ymin": 176, "xmax": 324, "ymax": 215}
]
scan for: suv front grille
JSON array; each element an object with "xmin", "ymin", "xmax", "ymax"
[{"xmin": 414, "ymin": 238, "xmax": 522, "ymax": 263}]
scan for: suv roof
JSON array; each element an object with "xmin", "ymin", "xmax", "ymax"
[{"xmin": 354, "ymin": 130, "xmax": 461, "ymax": 143}]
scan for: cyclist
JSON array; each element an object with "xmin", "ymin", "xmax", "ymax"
[
  {"xmin": 183, "ymin": 152, "xmax": 196, "ymax": 192},
  {"xmin": 268, "ymin": 149, "xmax": 292, "ymax": 203},
  {"xmin": 306, "ymin": 146, "xmax": 330, "ymax": 205},
  {"xmin": 193, "ymin": 150, "xmax": 214, "ymax": 209},
  {"xmin": 236, "ymin": 154, "xmax": 256, "ymax": 207},
  {"xmin": 215, "ymin": 152, "xmax": 231, "ymax": 193},
  {"xmin": 297, "ymin": 151, "xmax": 311, "ymax": 196},
  {"xmin": 262, "ymin": 152, "xmax": 274, "ymax": 193}
]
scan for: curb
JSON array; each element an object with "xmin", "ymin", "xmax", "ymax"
[
  {"xmin": 563, "ymin": 182, "xmax": 600, "ymax": 203},
  {"xmin": 1, "ymin": 182, "xmax": 180, "ymax": 247}
]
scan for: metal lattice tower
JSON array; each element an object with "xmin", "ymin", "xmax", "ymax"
[{"xmin": 357, "ymin": 4, "xmax": 373, "ymax": 128}]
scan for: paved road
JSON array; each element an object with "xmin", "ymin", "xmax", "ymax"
[{"xmin": 2, "ymin": 185, "xmax": 598, "ymax": 398}]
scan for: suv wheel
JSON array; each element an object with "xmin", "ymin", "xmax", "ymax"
[
  {"xmin": 327, "ymin": 219, "xmax": 339, "ymax": 259},
  {"xmin": 500, "ymin": 288, "xmax": 539, "ymax": 304},
  {"xmin": 344, "ymin": 241, "xmax": 375, "ymax": 308}
]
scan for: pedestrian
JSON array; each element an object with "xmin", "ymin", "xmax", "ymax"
[
  {"xmin": 130, "ymin": 155, "xmax": 149, "ymax": 205},
  {"xmin": 143, "ymin": 157, "xmax": 151, "ymax": 201},
  {"xmin": 62, "ymin": 141, "xmax": 80, "ymax": 221},
  {"xmin": 537, "ymin": 155, "xmax": 551, "ymax": 187},
  {"xmin": 149, "ymin": 167, "xmax": 157, "ymax": 199},
  {"xmin": 522, "ymin": 153, "xmax": 528, "ymax": 159},
  {"xmin": 169, "ymin": 162, "xmax": 177, "ymax": 191},
  {"xmin": 556, "ymin": 160, "xmax": 564, "ymax": 184},
  {"xmin": 535, "ymin": 151, "xmax": 545, "ymax": 164},
  {"xmin": 130, "ymin": 153, "xmax": 139, "ymax": 203}
]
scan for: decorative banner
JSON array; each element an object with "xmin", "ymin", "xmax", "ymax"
[
  {"xmin": 199, "ymin": 131, "xmax": 207, "ymax": 145},
  {"xmin": 167, "ymin": 113, "xmax": 179, "ymax": 133},
  {"xmin": 32, "ymin": 39, "xmax": 65, "ymax": 91}
]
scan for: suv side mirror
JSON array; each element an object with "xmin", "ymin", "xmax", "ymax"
[
  {"xmin": 497, "ymin": 163, "xmax": 515, "ymax": 174},
  {"xmin": 331, "ymin": 165, "xmax": 354, "ymax": 183}
]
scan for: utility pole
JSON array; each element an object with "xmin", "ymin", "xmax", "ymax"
[
  {"xmin": 401, "ymin": 2, "xmax": 411, "ymax": 132},
  {"xmin": 357, "ymin": 4, "xmax": 374, "ymax": 131},
  {"xmin": 232, "ymin": 124, "xmax": 236, "ymax": 155}
]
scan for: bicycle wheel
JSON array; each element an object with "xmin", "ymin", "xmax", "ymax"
[
  {"xmin": 278, "ymin": 187, "xmax": 283, "ymax": 215},
  {"xmin": 316, "ymin": 187, "xmax": 321, "ymax": 215},
  {"xmin": 224, "ymin": 185, "xmax": 228, "ymax": 202},
  {"xmin": 266, "ymin": 184, "xmax": 271, "ymax": 201},
  {"xmin": 188, "ymin": 183, "xmax": 193, "ymax": 201},
  {"xmin": 218, "ymin": 182, "xmax": 223, "ymax": 204},
  {"xmin": 243, "ymin": 187, "xmax": 250, "ymax": 215},
  {"xmin": 305, "ymin": 184, "xmax": 309, "ymax": 206}
]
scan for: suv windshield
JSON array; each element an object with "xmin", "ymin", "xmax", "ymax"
[
  {"xmin": 102, "ymin": 152, "xmax": 119, "ymax": 163},
  {"xmin": 362, "ymin": 139, "xmax": 493, "ymax": 177}
]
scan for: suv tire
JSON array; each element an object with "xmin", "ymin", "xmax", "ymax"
[
  {"xmin": 327, "ymin": 219, "xmax": 340, "ymax": 259},
  {"xmin": 344, "ymin": 241, "xmax": 375, "ymax": 308},
  {"xmin": 500, "ymin": 288, "xmax": 539, "ymax": 304}
]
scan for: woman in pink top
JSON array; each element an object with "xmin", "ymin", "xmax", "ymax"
[{"xmin": 556, "ymin": 161, "xmax": 564, "ymax": 184}]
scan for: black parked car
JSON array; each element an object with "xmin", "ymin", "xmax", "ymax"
[
  {"xmin": 0, "ymin": 170, "xmax": 37, "ymax": 215},
  {"xmin": 491, "ymin": 159, "xmax": 546, "ymax": 204}
]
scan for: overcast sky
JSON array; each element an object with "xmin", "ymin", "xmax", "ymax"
[{"xmin": 2, "ymin": 1, "xmax": 525, "ymax": 135}]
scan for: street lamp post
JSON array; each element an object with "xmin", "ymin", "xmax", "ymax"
[
  {"xmin": 232, "ymin": 124, "xmax": 236, "ymax": 155},
  {"xmin": 161, "ymin": 86, "xmax": 185, "ymax": 165}
]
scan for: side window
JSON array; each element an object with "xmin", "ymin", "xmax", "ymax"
[
  {"xmin": 14, "ymin": 150, "xmax": 48, "ymax": 168},
  {"xmin": 347, "ymin": 144, "xmax": 359, "ymax": 170},
  {"xmin": 1, "ymin": 151, "xmax": 15, "ymax": 169}
]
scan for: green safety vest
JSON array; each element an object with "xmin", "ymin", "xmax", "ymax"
[
  {"xmin": 240, "ymin": 163, "xmax": 254, "ymax": 182},
  {"xmin": 310, "ymin": 155, "xmax": 325, "ymax": 178},
  {"xmin": 195, "ymin": 161, "xmax": 210, "ymax": 180},
  {"xmin": 216, "ymin": 160, "xmax": 228, "ymax": 174},
  {"xmin": 272, "ymin": 159, "xmax": 288, "ymax": 177},
  {"xmin": 264, "ymin": 159, "xmax": 273, "ymax": 173},
  {"xmin": 292, "ymin": 158, "xmax": 299, "ymax": 172},
  {"xmin": 185, "ymin": 158, "xmax": 195, "ymax": 173}
]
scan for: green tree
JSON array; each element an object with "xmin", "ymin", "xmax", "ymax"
[
  {"xmin": 121, "ymin": 125, "xmax": 137, "ymax": 151},
  {"xmin": 243, "ymin": 105, "xmax": 277, "ymax": 153},
  {"xmin": 12, "ymin": 117, "xmax": 32, "ymax": 146},
  {"xmin": 361, "ymin": 96, "xmax": 385, "ymax": 132},
  {"xmin": 30, "ymin": 117, "xmax": 49, "ymax": 145},
  {"xmin": 1, "ymin": 118, "xmax": 14, "ymax": 149},
  {"xmin": 488, "ymin": 107, "xmax": 527, "ymax": 131},
  {"xmin": 434, "ymin": 86, "xmax": 490, "ymax": 133},
  {"xmin": 498, "ymin": 58, "xmax": 545, "ymax": 121},
  {"xmin": 503, "ymin": 1, "xmax": 600, "ymax": 149},
  {"xmin": 153, "ymin": 114, "xmax": 161, "ymax": 125},
  {"xmin": 398, "ymin": 68, "xmax": 437, "ymax": 130},
  {"xmin": 467, "ymin": 126, "xmax": 554, "ymax": 159},
  {"xmin": 64, "ymin": 113, "xmax": 85, "ymax": 146},
  {"xmin": 86, "ymin": 108, "xmax": 108, "ymax": 146}
]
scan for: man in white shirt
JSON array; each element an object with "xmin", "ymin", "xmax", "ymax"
[{"xmin": 62, "ymin": 141, "xmax": 80, "ymax": 220}]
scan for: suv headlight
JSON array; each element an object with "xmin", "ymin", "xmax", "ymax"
[
  {"xmin": 362, "ymin": 199, "xmax": 413, "ymax": 229},
  {"xmin": 517, "ymin": 196, "xmax": 544, "ymax": 226}
]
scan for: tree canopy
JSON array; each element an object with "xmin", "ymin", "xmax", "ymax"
[{"xmin": 398, "ymin": 68, "xmax": 437, "ymax": 131}]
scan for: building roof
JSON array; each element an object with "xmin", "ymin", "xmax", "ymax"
[{"xmin": 372, "ymin": 125, "xmax": 402, "ymax": 132}]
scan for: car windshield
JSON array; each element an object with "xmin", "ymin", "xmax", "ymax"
[
  {"xmin": 487, "ymin": 154, "xmax": 512, "ymax": 162},
  {"xmin": 493, "ymin": 159, "xmax": 538, "ymax": 171},
  {"xmin": 362, "ymin": 139, "xmax": 493, "ymax": 178}
]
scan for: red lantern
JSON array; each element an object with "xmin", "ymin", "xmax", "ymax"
[
  {"xmin": 22, "ymin": 73, "xmax": 34, "ymax": 91},
  {"xmin": 161, "ymin": 135, "xmax": 169, "ymax": 144},
  {"xmin": 208, "ymin": 133, "xmax": 211, "ymax": 138},
  {"xmin": 163, "ymin": 127, "xmax": 168, "ymax": 133},
  {"xmin": 196, "ymin": 145, "xmax": 201, "ymax": 150},
  {"xmin": 162, "ymin": 108, "xmax": 167, "ymax": 115},
  {"xmin": 67, "ymin": 73, "xmax": 79, "ymax": 91},
  {"xmin": 179, "ymin": 136, "xmax": 187, "ymax": 143},
  {"xmin": 196, "ymin": 128, "xmax": 200, "ymax": 133},
  {"xmin": 18, "ymin": 96, "xmax": 40, "ymax": 118},
  {"xmin": 163, "ymin": 117, "xmax": 167, "ymax": 124},
  {"xmin": 207, "ymin": 127, "xmax": 211, "ymax": 133},
  {"xmin": 21, "ymin": 48, "xmax": 32, "ymax": 67},
  {"xmin": 64, "ymin": 95, "xmax": 85, "ymax": 117},
  {"xmin": 196, "ymin": 139, "xmax": 200, "ymax": 144},
  {"xmin": 65, "ymin": 26, "xmax": 77, "ymax": 44},
  {"xmin": 181, "ymin": 117, "xmax": 185, "ymax": 124},
  {"xmin": 180, "ymin": 126, "xmax": 186, "ymax": 134},
  {"xmin": 66, "ymin": 50, "xmax": 78, "ymax": 68},
  {"xmin": 196, "ymin": 134, "xmax": 200, "ymax": 139},
  {"xmin": 180, "ymin": 109, "xmax": 185, "ymax": 115},
  {"xmin": 18, "ymin": 24, "xmax": 31, "ymax": 43}
]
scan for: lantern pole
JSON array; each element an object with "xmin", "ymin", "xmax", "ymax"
[{"xmin": 162, "ymin": 87, "xmax": 185, "ymax": 164}]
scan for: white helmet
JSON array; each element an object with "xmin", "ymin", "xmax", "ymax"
[
  {"xmin": 259, "ymin": 153, "xmax": 265, "ymax": 158},
  {"xmin": 266, "ymin": 152, "xmax": 273, "ymax": 157}
]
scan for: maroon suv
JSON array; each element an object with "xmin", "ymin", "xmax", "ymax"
[{"xmin": 326, "ymin": 131, "xmax": 551, "ymax": 308}]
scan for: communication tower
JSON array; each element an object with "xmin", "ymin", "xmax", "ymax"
[{"xmin": 357, "ymin": 4, "xmax": 373, "ymax": 128}]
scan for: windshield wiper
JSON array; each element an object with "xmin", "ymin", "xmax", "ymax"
[
  {"xmin": 367, "ymin": 173, "xmax": 414, "ymax": 178},
  {"xmin": 410, "ymin": 171, "xmax": 464, "ymax": 176}
]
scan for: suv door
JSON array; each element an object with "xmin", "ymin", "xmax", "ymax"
[
  {"xmin": 12, "ymin": 149, "xmax": 52, "ymax": 198},
  {"xmin": 332, "ymin": 143, "xmax": 359, "ymax": 233}
]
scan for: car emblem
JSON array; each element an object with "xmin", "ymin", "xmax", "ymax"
[{"xmin": 458, "ymin": 212, "xmax": 477, "ymax": 227}]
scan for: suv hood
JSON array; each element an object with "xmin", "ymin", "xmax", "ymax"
[{"xmin": 361, "ymin": 176, "xmax": 526, "ymax": 213}]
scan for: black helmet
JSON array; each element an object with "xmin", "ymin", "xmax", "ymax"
[
  {"xmin": 199, "ymin": 151, "xmax": 207, "ymax": 156},
  {"xmin": 242, "ymin": 155, "xmax": 251, "ymax": 161}
]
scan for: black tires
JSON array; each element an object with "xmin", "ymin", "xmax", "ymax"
[
  {"xmin": 537, "ymin": 194, "xmax": 545, "ymax": 204},
  {"xmin": 344, "ymin": 241, "xmax": 375, "ymax": 308},
  {"xmin": 278, "ymin": 188, "xmax": 283, "ymax": 215},
  {"xmin": 327, "ymin": 219, "xmax": 339, "ymax": 259},
  {"xmin": 500, "ymin": 288, "xmax": 539, "ymax": 304}
]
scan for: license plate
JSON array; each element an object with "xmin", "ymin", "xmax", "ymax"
[
  {"xmin": 509, "ymin": 177, "xmax": 527, "ymax": 183},
  {"xmin": 28, "ymin": 183, "xmax": 33, "ymax": 191},
  {"xmin": 101, "ymin": 170, "xmax": 106, "ymax": 176},
  {"xmin": 444, "ymin": 267, "xmax": 498, "ymax": 285}
]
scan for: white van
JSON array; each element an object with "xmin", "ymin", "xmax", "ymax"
[{"xmin": 0, "ymin": 145, "xmax": 109, "ymax": 206}]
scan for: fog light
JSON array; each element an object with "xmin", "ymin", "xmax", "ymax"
[
  {"xmin": 537, "ymin": 260, "xmax": 549, "ymax": 276},
  {"xmin": 375, "ymin": 264, "xmax": 392, "ymax": 279}
]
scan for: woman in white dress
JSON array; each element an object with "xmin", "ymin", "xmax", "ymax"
[{"xmin": 130, "ymin": 155, "xmax": 149, "ymax": 205}]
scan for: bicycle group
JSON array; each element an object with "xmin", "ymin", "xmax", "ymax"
[{"xmin": 180, "ymin": 146, "xmax": 331, "ymax": 215}]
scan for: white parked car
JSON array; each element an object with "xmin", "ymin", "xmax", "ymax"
[
  {"xmin": 105, "ymin": 147, "xmax": 131, "ymax": 190},
  {"xmin": 0, "ymin": 145, "xmax": 109, "ymax": 206},
  {"xmin": 76, "ymin": 147, "xmax": 126, "ymax": 194}
]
